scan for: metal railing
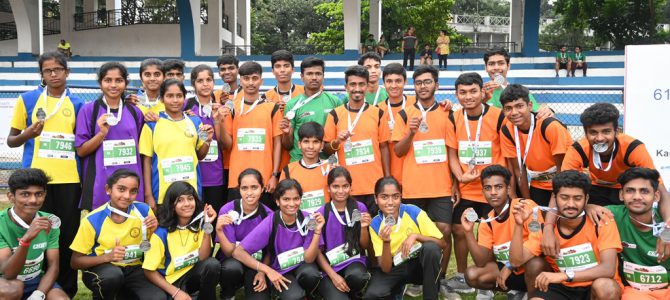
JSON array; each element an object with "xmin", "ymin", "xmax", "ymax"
[
  {"xmin": 0, "ymin": 21, "xmax": 16, "ymax": 40},
  {"xmin": 451, "ymin": 14, "xmax": 510, "ymax": 26},
  {"xmin": 221, "ymin": 44, "xmax": 252, "ymax": 55},
  {"xmin": 74, "ymin": 7, "xmax": 179, "ymax": 31},
  {"xmin": 43, "ymin": 16, "xmax": 60, "ymax": 35},
  {"xmin": 453, "ymin": 41, "xmax": 518, "ymax": 53}
]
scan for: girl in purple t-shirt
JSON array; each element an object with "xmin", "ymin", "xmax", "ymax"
[
  {"xmin": 232, "ymin": 179, "xmax": 324, "ymax": 299},
  {"xmin": 215, "ymin": 168, "xmax": 272, "ymax": 299},
  {"xmin": 315, "ymin": 167, "xmax": 372, "ymax": 299}
]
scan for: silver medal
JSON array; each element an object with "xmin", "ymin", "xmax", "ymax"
[
  {"xmin": 106, "ymin": 114, "xmax": 119, "ymax": 126},
  {"xmin": 306, "ymin": 218, "xmax": 317, "ymax": 231},
  {"xmin": 36, "ymin": 108, "xmax": 47, "ymax": 121},
  {"xmin": 465, "ymin": 209, "xmax": 479, "ymax": 222},
  {"xmin": 228, "ymin": 210, "xmax": 240, "ymax": 222},
  {"xmin": 528, "ymin": 220, "xmax": 541, "ymax": 233},
  {"xmin": 202, "ymin": 222, "xmax": 214, "ymax": 234},
  {"xmin": 286, "ymin": 110, "xmax": 296, "ymax": 120},
  {"xmin": 351, "ymin": 209, "xmax": 361, "ymax": 222},
  {"xmin": 468, "ymin": 157, "xmax": 477, "ymax": 168},
  {"xmin": 592, "ymin": 142, "xmax": 609, "ymax": 153},
  {"xmin": 418, "ymin": 121, "xmax": 429, "ymax": 133},
  {"xmin": 202, "ymin": 104, "xmax": 212, "ymax": 116},
  {"xmin": 48, "ymin": 215, "xmax": 61, "ymax": 229},
  {"xmin": 328, "ymin": 154, "xmax": 338, "ymax": 165},
  {"xmin": 494, "ymin": 73, "xmax": 506, "ymax": 86},
  {"xmin": 222, "ymin": 83, "xmax": 231, "ymax": 94},
  {"xmin": 197, "ymin": 129, "xmax": 209, "ymax": 141},
  {"xmin": 388, "ymin": 120, "xmax": 394, "ymax": 131},
  {"xmin": 282, "ymin": 94, "xmax": 291, "ymax": 103},
  {"xmin": 139, "ymin": 240, "xmax": 151, "ymax": 252},
  {"xmin": 225, "ymin": 100, "xmax": 235, "ymax": 113},
  {"xmin": 384, "ymin": 215, "xmax": 396, "ymax": 227},
  {"xmin": 660, "ymin": 228, "xmax": 670, "ymax": 243},
  {"xmin": 344, "ymin": 139, "xmax": 353, "ymax": 152}
]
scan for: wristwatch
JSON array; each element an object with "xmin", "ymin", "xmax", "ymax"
[
  {"xmin": 272, "ymin": 172, "xmax": 281, "ymax": 179},
  {"xmin": 565, "ymin": 270, "xmax": 575, "ymax": 282}
]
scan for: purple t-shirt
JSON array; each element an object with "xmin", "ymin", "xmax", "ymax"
[
  {"xmin": 240, "ymin": 210, "xmax": 316, "ymax": 274},
  {"xmin": 75, "ymin": 100, "xmax": 144, "ymax": 210},
  {"xmin": 186, "ymin": 100, "xmax": 224, "ymax": 187},
  {"xmin": 316, "ymin": 201, "xmax": 368, "ymax": 273},
  {"xmin": 216, "ymin": 199, "xmax": 273, "ymax": 250}
]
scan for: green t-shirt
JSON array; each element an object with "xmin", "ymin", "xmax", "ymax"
[
  {"xmin": 285, "ymin": 92, "xmax": 343, "ymax": 162},
  {"xmin": 608, "ymin": 205, "xmax": 670, "ymax": 290},
  {"xmin": 0, "ymin": 209, "xmax": 60, "ymax": 281},
  {"xmin": 556, "ymin": 52, "xmax": 570, "ymax": 64},
  {"xmin": 343, "ymin": 87, "xmax": 389, "ymax": 106},
  {"xmin": 571, "ymin": 52, "xmax": 586, "ymax": 62},
  {"xmin": 488, "ymin": 87, "xmax": 540, "ymax": 112},
  {"xmin": 363, "ymin": 39, "xmax": 377, "ymax": 52}
]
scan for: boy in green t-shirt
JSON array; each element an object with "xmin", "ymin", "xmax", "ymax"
[
  {"xmin": 571, "ymin": 46, "xmax": 587, "ymax": 77},
  {"xmin": 363, "ymin": 34, "xmax": 378, "ymax": 53},
  {"xmin": 0, "ymin": 168, "xmax": 65, "ymax": 300},
  {"xmin": 555, "ymin": 45, "xmax": 572, "ymax": 77}
]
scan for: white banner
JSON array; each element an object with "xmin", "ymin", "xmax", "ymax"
[
  {"xmin": 624, "ymin": 45, "xmax": 670, "ymax": 190},
  {"xmin": 0, "ymin": 98, "xmax": 23, "ymax": 163}
]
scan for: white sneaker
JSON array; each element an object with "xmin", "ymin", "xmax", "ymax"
[
  {"xmin": 506, "ymin": 290, "xmax": 527, "ymax": 300},
  {"xmin": 439, "ymin": 284, "xmax": 462, "ymax": 300},
  {"xmin": 475, "ymin": 289, "xmax": 495, "ymax": 300},
  {"xmin": 445, "ymin": 273, "xmax": 475, "ymax": 293},
  {"xmin": 404, "ymin": 284, "xmax": 423, "ymax": 297}
]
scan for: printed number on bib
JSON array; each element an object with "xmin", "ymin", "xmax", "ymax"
[
  {"xmin": 103, "ymin": 139, "xmax": 137, "ymax": 166},
  {"xmin": 277, "ymin": 247, "xmax": 305, "ymax": 270},
  {"xmin": 413, "ymin": 139, "xmax": 447, "ymax": 164},
  {"xmin": 344, "ymin": 139, "xmax": 375, "ymax": 166},
  {"xmin": 300, "ymin": 190, "xmax": 325, "ymax": 214},
  {"xmin": 174, "ymin": 249, "xmax": 199, "ymax": 271},
  {"xmin": 104, "ymin": 245, "xmax": 143, "ymax": 265},
  {"xmin": 161, "ymin": 156, "xmax": 195, "ymax": 183},
  {"xmin": 457, "ymin": 141, "xmax": 492, "ymax": 165},
  {"xmin": 493, "ymin": 242, "xmax": 511, "ymax": 265},
  {"xmin": 555, "ymin": 243, "xmax": 598, "ymax": 272},
  {"xmin": 17, "ymin": 252, "xmax": 44, "ymax": 281},
  {"xmin": 326, "ymin": 244, "xmax": 360, "ymax": 266},
  {"xmin": 623, "ymin": 261, "xmax": 669, "ymax": 291},
  {"xmin": 38, "ymin": 132, "xmax": 75, "ymax": 160},
  {"xmin": 202, "ymin": 140, "xmax": 219, "ymax": 162},
  {"xmin": 393, "ymin": 243, "xmax": 422, "ymax": 266},
  {"xmin": 237, "ymin": 128, "xmax": 266, "ymax": 151}
]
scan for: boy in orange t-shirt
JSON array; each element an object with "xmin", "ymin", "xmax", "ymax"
[{"xmin": 509, "ymin": 170, "xmax": 623, "ymax": 300}]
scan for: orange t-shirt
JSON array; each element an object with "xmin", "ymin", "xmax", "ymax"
[
  {"xmin": 280, "ymin": 160, "xmax": 332, "ymax": 211},
  {"xmin": 377, "ymin": 95, "xmax": 416, "ymax": 184},
  {"xmin": 225, "ymin": 98, "xmax": 282, "ymax": 188},
  {"xmin": 562, "ymin": 134, "xmax": 657, "ymax": 188},
  {"xmin": 523, "ymin": 216, "xmax": 623, "ymax": 288},
  {"xmin": 477, "ymin": 198, "xmax": 543, "ymax": 275},
  {"xmin": 324, "ymin": 103, "xmax": 390, "ymax": 196},
  {"xmin": 264, "ymin": 84, "xmax": 305, "ymax": 172},
  {"xmin": 215, "ymin": 86, "xmax": 244, "ymax": 169},
  {"xmin": 446, "ymin": 104, "xmax": 506, "ymax": 203},
  {"xmin": 390, "ymin": 101, "xmax": 452, "ymax": 199},
  {"xmin": 500, "ymin": 116, "xmax": 573, "ymax": 190}
]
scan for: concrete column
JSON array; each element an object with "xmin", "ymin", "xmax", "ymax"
[
  {"xmin": 232, "ymin": 0, "xmax": 237, "ymax": 54},
  {"xmin": 83, "ymin": 0, "xmax": 98, "ymax": 13},
  {"xmin": 369, "ymin": 0, "xmax": 381, "ymax": 40},
  {"xmin": 223, "ymin": 0, "xmax": 233, "ymax": 31},
  {"xmin": 243, "ymin": 0, "xmax": 250, "ymax": 54},
  {"xmin": 59, "ymin": 0, "xmax": 74, "ymax": 40},
  {"xmin": 343, "ymin": 0, "xmax": 361, "ymax": 55},
  {"xmin": 10, "ymin": 0, "xmax": 40, "ymax": 57},
  {"xmin": 209, "ymin": 0, "xmax": 223, "ymax": 55},
  {"xmin": 521, "ymin": 0, "xmax": 540, "ymax": 55},
  {"xmin": 105, "ymin": 0, "xmax": 120, "ymax": 25},
  {"xmin": 509, "ymin": 0, "xmax": 522, "ymax": 53},
  {"xmin": 176, "ymin": 0, "xmax": 197, "ymax": 58}
]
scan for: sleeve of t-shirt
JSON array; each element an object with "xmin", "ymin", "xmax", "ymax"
[
  {"xmin": 224, "ymin": 113, "xmax": 233, "ymax": 137},
  {"xmin": 271, "ymin": 104, "xmax": 282, "ymax": 137},
  {"xmin": 500, "ymin": 126, "xmax": 517, "ymax": 159},
  {"xmin": 523, "ymin": 230, "xmax": 543, "ymax": 257},
  {"xmin": 547, "ymin": 121, "xmax": 573, "ymax": 156},
  {"xmin": 47, "ymin": 226, "xmax": 60, "ymax": 250},
  {"xmin": 560, "ymin": 146, "xmax": 583, "ymax": 171},
  {"xmin": 74, "ymin": 104, "xmax": 93, "ymax": 148},
  {"xmin": 391, "ymin": 110, "xmax": 408, "ymax": 143},
  {"xmin": 596, "ymin": 221, "xmax": 623, "ymax": 253},
  {"xmin": 417, "ymin": 211, "xmax": 443, "ymax": 240},
  {"xmin": 378, "ymin": 109, "xmax": 391, "ymax": 143},
  {"xmin": 528, "ymin": 93, "xmax": 540, "ymax": 112},
  {"xmin": 69, "ymin": 219, "xmax": 95, "ymax": 255},
  {"xmin": 629, "ymin": 143, "xmax": 657, "ymax": 169},
  {"xmin": 445, "ymin": 115, "xmax": 458, "ymax": 149},
  {"xmin": 323, "ymin": 113, "xmax": 337, "ymax": 143},
  {"xmin": 138, "ymin": 124, "xmax": 154, "ymax": 157},
  {"xmin": 142, "ymin": 233, "xmax": 166, "ymax": 271},
  {"xmin": 369, "ymin": 222, "xmax": 384, "ymax": 256},
  {"xmin": 10, "ymin": 96, "xmax": 27, "ymax": 131},
  {"xmin": 239, "ymin": 216, "xmax": 272, "ymax": 254},
  {"xmin": 477, "ymin": 222, "xmax": 494, "ymax": 249}
]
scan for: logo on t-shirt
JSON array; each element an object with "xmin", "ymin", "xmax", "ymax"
[
  {"xmin": 648, "ymin": 250, "xmax": 659, "ymax": 258},
  {"xmin": 130, "ymin": 227, "xmax": 141, "ymax": 238},
  {"xmin": 32, "ymin": 242, "xmax": 47, "ymax": 250},
  {"xmin": 63, "ymin": 108, "xmax": 72, "ymax": 117}
]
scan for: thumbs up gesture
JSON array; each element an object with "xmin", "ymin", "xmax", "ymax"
[{"xmin": 108, "ymin": 238, "xmax": 126, "ymax": 262}]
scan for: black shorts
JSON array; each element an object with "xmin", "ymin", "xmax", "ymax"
[
  {"xmin": 588, "ymin": 185, "xmax": 621, "ymax": 206},
  {"xmin": 403, "ymin": 196, "xmax": 453, "ymax": 224},
  {"xmin": 496, "ymin": 262, "xmax": 527, "ymax": 292},
  {"xmin": 452, "ymin": 199, "xmax": 492, "ymax": 225},
  {"xmin": 531, "ymin": 283, "xmax": 591, "ymax": 300},
  {"xmin": 530, "ymin": 187, "xmax": 552, "ymax": 207},
  {"xmin": 559, "ymin": 62, "xmax": 569, "ymax": 70}
]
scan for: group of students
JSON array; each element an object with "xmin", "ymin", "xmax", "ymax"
[{"xmin": 1, "ymin": 46, "xmax": 669, "ymax": 300}]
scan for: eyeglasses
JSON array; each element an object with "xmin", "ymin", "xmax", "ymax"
[
  {"xmin": 41, "ymin": 67, "xmax": 66, "ymax": 76},
  {"xmin": 377, "ymin": 193, "xmax": 402, "ymax": 201},
  {"xmin": 414, "ymin": 79, "xmax": 434, "ymax": 87}
]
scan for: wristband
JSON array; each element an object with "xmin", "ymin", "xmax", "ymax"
[
  {"xmin": 17, "ymin": 238, "xmax": 30, "ymax": 247},
  {"xmin": 330, "ymin": 140, "xmax": 340, "ymax": 151},
  {"xmin": 256, "ymin": 261, "xmax": 260, "ymax": 271},
  {"xmin": 172, "ymin": 288, "xmax": 181, "ymax": 299}
]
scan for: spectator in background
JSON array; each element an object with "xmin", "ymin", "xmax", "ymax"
[
  {"xmin": 436, "ymin": 30, "xmax": 450, "ymax": 69},
  {"xmin": 57, "ymin": 39, "xmax": 72, "ymax": 59},
  {"xmin": 571, "ymin": 46, "xmax": 587, "ymax": 77},
  {"xmin": 420, "ymin": 44, "xmax": 433, "ymax": 65},
  {"xmin": 401, "ymin": 27, "xmax": 418, "ymax": 70},
  {"xmin": 554, "ymin": 45, "xmax": 571, "ymax": 77},
  {"xmin": 377, "ymin": 34, "xmax": 390, "ymax": 58},
  {"xmin": 363, "ymin": 34, "xmax": 378, "ymax": 54}
]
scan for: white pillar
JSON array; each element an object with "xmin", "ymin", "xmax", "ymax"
[
  {"xmin": 10, "ymin": 0, "xmax": 40, "ymax": 55},
  {"xmin": 244, "ymin": 0, "xmax": 250, "ymax": 54},
  {"xmin": 368, "ymin": 0, "xmax": 381, "ymax": 40},
  {"xmin": 105, "ymin": 0, "xmax": 120, "ymax": 25},
  {"xmin": 209, "ymin": 0, "xmax": 223, "ymax": 55},
  {"xmin": 59, "ymin": 0, "xmax": 74, "ymax": 40},
  {"xmin": 191, "ymin": 0, "xmax": 202, "ymax": 55},
  {"xmin": 232, "ymin": 0, "xmax": 238, "ymax": 55},
  {"xmin": 510, "ymin": 0, "xmax": 523, "ymax": 53},
  {"xmin": 343, "ymin": 0, "xmax": 361, "ymax": 54}
]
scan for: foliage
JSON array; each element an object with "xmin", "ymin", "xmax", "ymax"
[{"xmin": 452, "ymin": 0, "xmax": 510, "ymax": 17}]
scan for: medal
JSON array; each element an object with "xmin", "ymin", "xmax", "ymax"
[
  {"xmin": 592, "ymin": 142, "xmax": 609, "ymax": 153},
  {"xmin": 384, "ymin": 215, "xmax": 396, "ymax": 227},
  {"xmin": 282, "ymin": 94, "xmax": 290, "ymax": 103},
  {"xmin": 344, "ymin": 139, "xmax": 353, "ymax": 152},
  {"xmin": 224, "ymin": 100, "xmax": 235, "ymax": 113},
  {"xmin": 139, "ymin": 240, "xmax": 151, "ymax": 252},
  {"xmin": 286, "ymin": 110, "xmax": 296, "ymax": 120},
  {"xmin": 528, "ymin": 220, "xmax": 541, "ymax": 233},
  {"xmin": 106, "ymin": 114, "xmax": 119, "ymax": 126},
  {"xmin": 197, "ymin": 128, "xmax": 209, "ymax": 141},
  {"xmin": 202, "ymin": 222, "xmax": 214, "ymax": 234},
  {"xmin": 228, "ymin": 210, "xmax": 240, "ymax": 222},
  {"xmin": 202, "ymin": 104, "xmax": 212, "ymax": 116},
  {"xmin": 306, "ymin": 218, "xmax": 317, "ymax": 231},
  {"xmin": 388, "ymin": 120, "xmax": 394, "ymax": 131},
  {"xmin": 660, "ymin": 228, "xmax": 670, "ymax": 243},
  {"xmin": 351, "ymin": 209, "xmax": 361, "ymax": 222},
  {"xmin": 418, "ymin": 121, "xmax": 429, "ymax": 133},
  {"xmin": 468, "ymin": 157, "xmax": 477, "ymax": 169},
  {"xmin": 494, "ymin": 73, "xmax": 506, "ymax": 87},
  {"xmin": 465, "ymin": 209, "xmax": 478, "ymax": 222},
  {"xmin": 328, "ymin": 154, "xmax": 338, "ymax": 165},
  {"xmin": 222, "ymin": 83, "xmax": 231, "ymax": 94},
  {"xmin": 36, "ymin": 108, "xmax": 47, "ymax": 121},
  {"xmin": 48, "ymin": 214, "xmax": 61, "ymax": 229}
]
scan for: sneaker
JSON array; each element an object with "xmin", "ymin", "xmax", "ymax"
[
  {"xmin": 475, "ymin": 289, "xmax": 495, "ymax": 300},
  {"xmin": 444, "ymin": 274, "xmax": 474, "ymax": 293},
  {"xmin": 404, "ymin": 284, "xmax": 423, "ymax": 297},
  {"xmin": 439, "ymin": 284, "xmax": 462, "ymax": 300},
  {"xmin": 507, "ymin": 290, "xmax": 527, "ymax": 300}
]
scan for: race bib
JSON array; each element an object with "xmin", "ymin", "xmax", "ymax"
[
  {"xmin": 277, "ymin": 247, "xmax": 304, "ymax": 270},
  {"xmin": 413, "ymin": 139, "xmax": 447, "ymax": 164},
  {"xmin": 493, "ymin": 242, "xmax": 511, "ymax": 265},
  {"xmin": 236, "ymin": 241, "xmax": 262, "ymax": 261},
  {"xmin": 174, "ymin": 249, "xmax": 199, "ymax": 271},
  {"xmin": 326, "ymin": 244, "xmax": 360, "ymax": 266},
  {"xmin": 556, "ymin": 243, "xmax": 598, "ymax": 272},
  {"xmin": 527, "ymin": 166, "xmax": 558, "ymax": 182},
  {"xmin": 161, "ymin": 156, "xmax": 195, "ymax": 183},
  {"xmin": 103, "ymin": 245, "xmax": 143, "ymax": 265},
  {"xmin": 237, "ymin": 128, "xmax": 266, "ymax": 151},
  {"xmin": 301, "ymin": 189, "xmax": 325, "ymax": 213},
  {"xmin": 623, "ymin": 261, "xmax": 669, "ymax": 291},
  {"xmin": 103, "ymin": 139, "xmax": 137, "ymax": 166},
  {"xmin": 458, "ymin": 141, "xmax": 492, "ymax": 165},
  {"xmin": 344, "ymin": 139, "xmax": 375, "ymax": 166},
  {"xmin": 393, "ymin": 243, "xmax": 422, "ymax": 266},
  {"xmin": 38, "ymin": 132, "xmax": 75, "ymax": 160},
  {"xmin": 202, "ymin": 140, "xmax": 219, "ymax": 162},
  {"xmin": 17, "ymin": 252, "xmax": 44, "ymax": 281}
]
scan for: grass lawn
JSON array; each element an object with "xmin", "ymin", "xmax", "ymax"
[{"xmin": 0, "ymin": 201, "xmax": 507, "ymax": 299}]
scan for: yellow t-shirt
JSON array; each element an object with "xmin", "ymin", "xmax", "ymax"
[
  {"xmin": 369, "ymin": 204, "xmax": 443, "ymax": 256},
  {"xmin": 142, "ymin": 227, "xmax": 206, "ymax": 283}
]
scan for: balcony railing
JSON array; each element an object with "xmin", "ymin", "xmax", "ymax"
[
  {"xmin": 452, "ymin": 14, "xmax": 510, "ymax": 27},
  {"xmin": 0, "ymin": 21, "xmax": 16, "ymax": 40},
  {"xmin": 74, "ymin": 7, "xmax": 178, "ymax": 31}
]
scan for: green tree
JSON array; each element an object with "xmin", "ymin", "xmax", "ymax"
[{"xmin": 452, "ymin": 0, "xmax": 510, "ymax": 16}]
